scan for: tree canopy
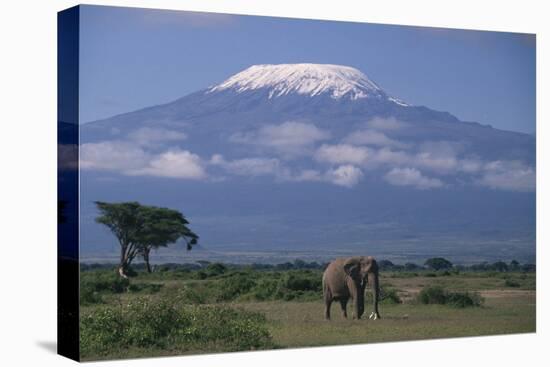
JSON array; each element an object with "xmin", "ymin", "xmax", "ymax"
[
  {"xmin": 424, "ymin": 257, "xmax": 453, "ymax": 271},
  {"xmin": 95, "ymin": 201, "xmax": 198, "ymax": 277}
]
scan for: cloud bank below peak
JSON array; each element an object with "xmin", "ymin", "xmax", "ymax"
[{"xmin": 77, "ymin": 118, "xmax": 535, "ymax": 193}]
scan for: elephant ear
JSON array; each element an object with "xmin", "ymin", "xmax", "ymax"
[{"xmin": 343, "ymin": 259, "xmax": 360, "ymax": 279}]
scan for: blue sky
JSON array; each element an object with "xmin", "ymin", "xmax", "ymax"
[{"xmin": 80, "ymin": 5, "xmax": 536, "ymax": 133}]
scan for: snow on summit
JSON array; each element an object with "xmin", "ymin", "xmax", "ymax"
[{"xmin": 209, "ymin": 63, "xmax": 408, "ymax": 104}]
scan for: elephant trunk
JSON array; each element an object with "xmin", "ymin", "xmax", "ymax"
[
  {"xmin": 356, "ymin": 285, "xmax": 365, "ymax": 319},
  {"xmin": 368, "ymin": 271, "xmax": 380, "ymax": 319}
]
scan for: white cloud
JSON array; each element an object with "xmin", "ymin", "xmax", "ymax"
[
  {"xmin": 370, "ymin": 147, "xmax": 411, "ymax": 166},
  {"xmin": 80, "ymin": 141, "xmax": 150, "ymax": 171},
  {"xmin": 478, "ymin": 160, "xmax": 535, "ymax": 192},
  {"xmin": 128, "ymin": 150, "xmax": 206, "ymax": 179},
  {"xmin": 81, "ymin": 141, "xmax": 206, "ymax": 180},
  {"xmin": 326, "ymin": 165, "xmax": 363, "ymax": 187},
  {"xmin": 127, "ymin": 127, "xmax": 187, "ymax": 146},
  {"xmin": 314, "ymin": 144, "xmax": 370, "ymax": 165},
  {"xmin": 457, "ymin": 159, "xmax": 483, "ymax": 173},
  {"xmin": 345, "ymin": 130, "xmax": 407, "ymax": 149},
  {"xmin": 414, "ymin": 151, "xmax": 458, "ymax": 173},
  {"xmin": 229, "ymin": 121, "xmax": 330, "ymax": 155},
  {"xmin": 384, "ymin": 167, "xmax": 444, "ymax": 189}
]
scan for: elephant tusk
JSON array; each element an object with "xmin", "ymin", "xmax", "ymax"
[{"xmin": 369, "ymin": 312, "xmax": 378, "ymax": 320}]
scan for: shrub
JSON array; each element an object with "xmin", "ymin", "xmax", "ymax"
[
  {"xmin": 80, "ymin": 300, "xmax": 273, "ymax": 357},
  {"xmin": 280, "ymin": 271, "xmax": 322, "ymax": 292},
  {"xmin": 180, "ymin": 284, "xmax": 217, "ymax": 304},
  {"xmin": 273, "ymin": 271, "xmax": 322, "ymax": 301},
  {"xmin": 417, "ymin": 286, "xmax": 483, "ymax": 308},
  {"xmin": 216, "ymin": 275, "xmax": 256, "ymax": 301},
  {"xmin": 446, "ymin": 292, "xmax": 483, "ymax": 308},
  {"xmin": 424, "ymin": 257, "xmax": 453, "ymax": 271},
  {"xmin": 504, "ymin": 279, "xmax": 521, "ymax": 288},
  {"xmin": 80, "ymin": 271, "xmax": 130, "ymax": 295},
  {"xmin": 195, "ymin": 271, "xmax": 208, "ymax": 280},
  {"xmin": 365, "ymin": 286, "xmax": 402, "ymax": 304},
  {"xmin": 128, "ymin": 283, "xmax": 163, "ymax": 294},
  {"xmin": 249, "ymin": 278, "xmax": 280, "ymax": 301},
  {"xmin": 417, "ymin": 286, "xmax": 447, "ymax": 305},
  {"xmin": 80, "ymin": 287, "xmax": 103, "ymax": 305},
  {"xmin": 205, "ymin": 263, "xmax": 228, "ymax": 277}
]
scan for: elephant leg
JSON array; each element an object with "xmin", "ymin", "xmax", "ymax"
[
  {"xmin": 324, "ymin": 298, "xmax": 332, "ymax": 320},
  {"xmin": 339, "ymin": 298, "xmax": 348, "ymax": 319}
]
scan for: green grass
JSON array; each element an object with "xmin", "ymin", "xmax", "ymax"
[
  {"xmin": 239, "ymin": 292, "xmax": 535, "ymax": 347},
  {"xmin": 79, "ymin": 268, "xmax": 536, "ymax": 360}
]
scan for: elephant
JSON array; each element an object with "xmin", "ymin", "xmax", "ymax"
[{"xmin": 322, "ymin": 256, "xmax": 380, "ymax": 320}]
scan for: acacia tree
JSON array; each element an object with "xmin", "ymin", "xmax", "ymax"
[
  {"xmin": 424, "ymin": 257, "xmax": 453, "ymax": 271},
  {"xmin": 95, "ymin": 201, "xmax": 198, "ymax": 277},
  {"xmin": 136, "ymin": 206, "xmax": 198, "ymax": 273}
]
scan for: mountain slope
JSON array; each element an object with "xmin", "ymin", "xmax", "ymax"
[{"xmin": 78, "ymin": 63, "xmax": 535, "ymax": 263}]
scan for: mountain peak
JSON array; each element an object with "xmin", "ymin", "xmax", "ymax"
[{"xmin": 208, "ymin": 63, "xmax": 408, "ymax": 105}]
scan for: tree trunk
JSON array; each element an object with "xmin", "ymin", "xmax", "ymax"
[
  {"xmin": 368, "ymin": 272, "xmax": 380, "ymax": 319},
  {"xmin": 144, "ymin": 248, "xmax": 152, "ymax": 273},
  {"xmin": 118, "ymin": 244, "xmax": 129, "ymax": 278}
]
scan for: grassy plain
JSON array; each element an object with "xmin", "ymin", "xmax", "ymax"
[{"xmin": 79, "ymin": 267, "xmax": 535, "ymax": 360}]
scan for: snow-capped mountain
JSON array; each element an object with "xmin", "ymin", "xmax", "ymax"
[
  {"xmin": 208, "ymin": 63, "xmax": 407, "ymax": 105},
  {"xmin": 79, "ymin": 63, "xmax": 535, "ymax": 263}
]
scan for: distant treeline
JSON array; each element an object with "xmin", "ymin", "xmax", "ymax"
[{"xmin": 81, "ymin": 257, "xmax": 535, "ymax": 273}]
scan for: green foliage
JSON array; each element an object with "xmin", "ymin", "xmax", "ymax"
[
  {"xmin": 80, "ymin": 299, "xmax": 273, "ymax": 357},
  {"xmin": 94, "ymin": 201, "xmax": 199, "ymax": 277},
  {"xmin": 128, "ymin": 283, "xmax": 164, "ymax": 294},
  {"xmin": 445, "ymin": 292, "xmax": 484, "ymax": 308},
  {"xmin": 80, "ymin": 287, "xmax": 103, "ymax": 305},
  {"xmin": 504, "ymin": 279, "xmax": 521, "ymax": 288},
  {"xmin": 424, "ymin": 257, "xmax": 453, "ymax": 271},
  {"xmin": 417, "ymin": 286, "xmax": 483, "ymax": 308},
  {"xmin": 195, "ymin": 271, "xmax": 208, "ymax": 280},
  {"xmin": 81, "ymin": 271, "xmax": 130, "ymax": 295},
  {"xmin": 365, "ymin": 286, "xmax": 401, "ymax": 304},
  {"xmin": 249, "ymin": 278, "xmax": 280, "ymax": 301},
  {"xmin": 417, "ymin": 286, "xmax": 447, "ymax": 305},
  {"xmin": 217, "ymin": 275, "xmax": 256, "ymax": 301},
  {"xmin": 205, "ymin": 263, "xmax": 228, "ymax": 277}
]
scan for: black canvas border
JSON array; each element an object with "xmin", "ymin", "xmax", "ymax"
[{"xmin": 57, "ymin": 5, "xmax": 80, "ymax": 362}]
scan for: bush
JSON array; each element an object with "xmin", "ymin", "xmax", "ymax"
[
  {"xmin": 280, "ymin": 271, "xmax": 322, "ymax": 292},
  {"xmin": 417, "ymin": 286, "xmax": 447, "ymax": 305},
  {"xmin": 446, "ymin": 292, "xmax": 484, "ymax": 308},
  {"xmin": 424, "ymin": 257, "xmax": 453, "ymax": 271},
  {"xmin": 365, "ymin": 286, "xmax": 402, "ymax": 304},
  {"xmin": 80, "ymin": 271, "xmax": 130, "ymax": 297},
  {"xmin": 417, "ymin": 286, "xmax": 483, "ymax": 308},
  {"xmin": 216, "ymin": 275, "xmax": 256, "ymax": 301},
  {"xmin": 179, "ymin": 283, "xmax": 220, "ymax": 304},
  {"xmin": 273, "ymin": 271, "xmax": 322, "ymax": 301},
  {"xmin": 205, "ymin": 263, "xmax": 228, "ymax": 277},
  {"xmin": 504, "ymin": 279, "xmax": 521, "ymax": 288},
  {"xmin": 249, "ymin": 278, "xmax": 280, "ymax": 301},
  {"xmin": 80, "ymin": 287, "xmax": 103, "ymax": 305},
  {"xmin": 80, "ymin": 300, "xmax": 273, "ymax": 357},
  {"xmin": 128, "ymin": 283, "xmax": 163, "ymax": 294}
]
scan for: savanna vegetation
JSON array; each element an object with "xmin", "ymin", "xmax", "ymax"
[
  {"xmin": 80, "ymin": 258, "xmax": 536, "ymax": 360},
  {"xmin": 82, "ymin": 202, "xmax": 535, "ymax": 360}
]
